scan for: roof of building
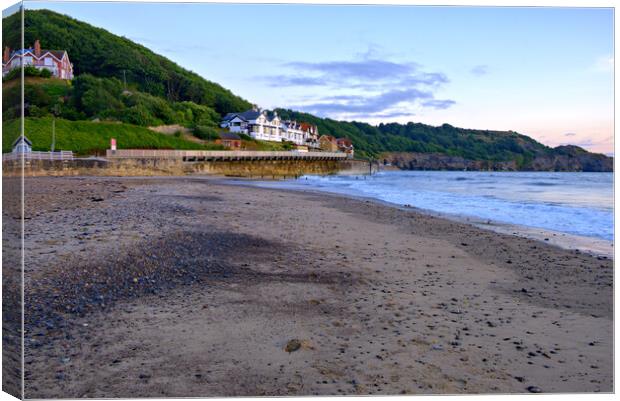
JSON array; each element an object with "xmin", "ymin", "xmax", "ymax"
[
  {"xmin": 222, "ymin": 109, "xmax": 279, "ymax": 122},
  {"xmin": 222, "ymin": 110, "xmax": 260, "ymax": 122},
  {"xmin": 12, "ymin": 135, "xmax": 32, "ymax": 147},
  {"xmin": 300, "ymin": 122, "xmax": 316, "ymax": 132},
  {"xmin": 219, "ymin": 132, "xmax": 241, "ymax": 140},
  {"xmin": 337, "ymin": 138, "xmax": 353, "ymax": 146},
  {"xmin": 320, "ymin": 135, "xmax": 336, "ymax": 142},
  {"xmin": 8, "ymin": 48, "xmax": 67, "ymax": 61}
]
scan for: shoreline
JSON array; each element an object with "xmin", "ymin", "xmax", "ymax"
[
  {"xmin": 227, "ymin": 176, "xmax": 614, "ymax": 259},
  {"xmin": 14, "ymin": 175, "xmax": 612, "ymax": 397}
]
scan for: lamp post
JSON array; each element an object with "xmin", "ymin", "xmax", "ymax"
[{"xmin": 51, "ymin": 104, "xmax": 60, "ymax": 153}]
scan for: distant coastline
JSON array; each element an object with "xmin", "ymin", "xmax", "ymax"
[{"xmin": 381, "ymin": 150, "xmax": 613, "ymax": 172}]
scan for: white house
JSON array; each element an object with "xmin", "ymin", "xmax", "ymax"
[
  {"xmin": 4, "ymin": 135, "xmax": 73, "ymax": 161},
  {"xmin": 12, "ymin": 135, "xmax": 32, "ymax": 153},
  {"xmin": 221, "ymin": 108, "xmax": 320, "ymax": 148}
]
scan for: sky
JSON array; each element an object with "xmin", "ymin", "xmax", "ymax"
[{"xmin": 20, "ymin": 1, "xmax": 615, "ymax": 155}]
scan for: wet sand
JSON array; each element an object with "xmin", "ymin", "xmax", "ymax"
[{"xmin": 19, "ymin": 176, "xmax": 612, "ymax": 397}]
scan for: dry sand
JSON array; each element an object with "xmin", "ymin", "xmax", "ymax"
[{"xmin": 16, "ymin": 176, "xmax": 612, "ymax": 397}]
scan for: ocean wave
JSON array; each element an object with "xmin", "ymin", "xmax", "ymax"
[{"xmin": 258, "ymin": 171, "xmax": 613, "ymax": 241}]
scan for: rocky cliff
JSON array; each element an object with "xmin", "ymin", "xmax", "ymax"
[{"xmin": 382, "ymin": 147, "xmax": 613, "ymax": 172}]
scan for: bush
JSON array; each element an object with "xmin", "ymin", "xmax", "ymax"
[
  {"xmin": 3, "ymin": 66, "xmax": 55, "ymax": 81},
  {"xmin": 193, "ymin": 125, "xmax": 220, "ymax": 141},
  {"xmin": 3, "ymin": 68, "xmax": 19, "ymax": 81},
  {"xmin": 27, "ymin": 105, "xmax": 49, "ymax": 117},
  {"xmin": 120, "ymin": 105, "xmax": 157, "ymax": 126},
  {"xmin": 172, "ymin": 101, "xmax": 220, "ymax": 127}
]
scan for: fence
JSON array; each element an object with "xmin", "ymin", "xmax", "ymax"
[
  {"xmin": 2, "ymin": 151, "xmax": 74, "ymax": 161},
  {"xmin": 105, "ymin": 149, "xmax": 347, "ymax": 161}
]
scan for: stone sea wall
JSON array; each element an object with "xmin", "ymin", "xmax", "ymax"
[{"xmin": 2, "ymin": 158, "xmax": 369, "ymax": 178}]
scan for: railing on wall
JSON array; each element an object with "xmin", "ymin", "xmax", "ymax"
[
  {"xmin": 2, "ymin": 151, "xmax": 74, "ymax": 161},
  {"xmin": 105, "ymin": 149, "xmax": 348, "ymax": 161}
]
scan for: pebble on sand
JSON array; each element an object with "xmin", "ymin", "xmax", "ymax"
[
  {"xmin": 527, "ymin": 386, "xmax": 542, "ymax": 393},
  {"xmin": 285, "ymin": 339, "xmax": 302, "ymax": 353}
]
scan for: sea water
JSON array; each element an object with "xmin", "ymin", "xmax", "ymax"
[{"xmin": 255, "ymin": 171, "xmax": 614, "ymax": 241}]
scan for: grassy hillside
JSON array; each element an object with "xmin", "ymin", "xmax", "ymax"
[
  {"xmin": 276, "ymin": 109, "xmax": 555, "ymax": 162},
  {"xmin": 2, "ymin": 117, "xmax": 223, "ymax": 155},
  {"xmin": 3, "ymin": 9, "xmax": 251, "ymax": 115}
]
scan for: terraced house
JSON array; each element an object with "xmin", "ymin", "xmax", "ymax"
[
  {"xmin": 2, "ymin": 39, "xmax": 74, "ymax": 79},
  {"xmin": 221, "ymin": 108, "xmax": 320, "ymax": 148}
]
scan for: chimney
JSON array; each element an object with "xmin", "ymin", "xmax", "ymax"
[
  {"xmin": 34, "ymin": 40, "xmax": 41, "ymax": 57},
  {"xmin": 3, "ymin": 46, "xmax": 10, "ymax": 63}
]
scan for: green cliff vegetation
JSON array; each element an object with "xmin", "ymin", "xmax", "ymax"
[
  {"xmin": 275, "ymin": 109, "xmax": 550, "ymax": 162},
  {"xmin": 2, "ymin": 117, "xmax": 222, "ymax": 155},
  {"xmin": 3, "ymin": 9, "xmax": 251, "ymax": 115},
  {"xmin": 3, "ymin": 75, "xmax": 222, "ymax": 135}
]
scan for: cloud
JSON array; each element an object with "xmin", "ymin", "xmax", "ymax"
[
  {"xmin": 558, "ymin": 135, "xmax": 614, "ymax": 153},
  {"xmin": 563, "ymin": 132, "xmax": 577, "ymax": 137},
  {"xmin": 264, "ymin": 75, "xmax": 327, "ymax": 87},
  {"xmin": 371, "ymin": 110, "xmax": 415, "ymax": 119},
  {"xmin": 593, "ymin": 55, "xmax": 613, "ymax": 72},
  {"xmin": 285, "ymin": 59, "xmax": 418, "ymax": 81},
  {"xmin": 571, "ymin": 139, "xmax": 594, "ymax": 147},
  {"xmin": 293, "ymin": 88, "xmax": 437, "ymax": 117},
  {"xmin": 261, "ymin": 52, "xmax": 454, "ymax": 119},
  {"xmin": 470, "ymin": 65, "xmax": 489, "ymax": 76},
  {"xmin": 400, "ymin": 72, "xmax": 449, "ymax": 87},
  {"xmin": 421, "ymin": 99, "xmax": 456, "ymax": 110}
]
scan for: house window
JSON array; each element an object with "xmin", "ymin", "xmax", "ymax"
[
  {"xmin": 23, "ymin": 56, "xmax": 33, "ymax": 65},
  {"xmin": 44, "ymin": 57, "xmax": 53, "ymax": 66}
]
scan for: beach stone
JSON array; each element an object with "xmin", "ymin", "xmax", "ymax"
[
  {"xmin": 527, "ymin": 386, "xmax": 542, "ymax": 393},
  {"xmin": 285, "ymin": 339, "xmax": 302, "ymax": 353}
]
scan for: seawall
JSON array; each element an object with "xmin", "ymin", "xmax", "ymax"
[{"xmin": 2, "ymin": 157, "xmax": 370, "ymax": 178}]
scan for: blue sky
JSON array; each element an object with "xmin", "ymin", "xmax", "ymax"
[{"xmin": 24, "ymin": 2, "xmax": 614, "ymax": 154}]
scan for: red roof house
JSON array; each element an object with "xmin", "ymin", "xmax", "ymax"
[{"xmin": 3, "ymin": 40, "xmax": 74, "ymax": 80}]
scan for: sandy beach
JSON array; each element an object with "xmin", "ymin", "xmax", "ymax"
[{"xmin": 17, "ymin": 176, "xmax": 612, "ymax": 397}]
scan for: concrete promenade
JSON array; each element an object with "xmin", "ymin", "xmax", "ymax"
[{"xmin": 106, "ymin": 149, "xmax": 348, "ymax": 161}]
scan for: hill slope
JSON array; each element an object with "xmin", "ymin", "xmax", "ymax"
[
  {"xmin": 2, "ymin": 117, "xmax": 222, "ymax": 155},
  {"xmin": 275, "ymin": 109, "xmax": 613, "ymax": 171},
  {"xmin": 2, "ymin": 9, "xmax": 251, "ymax": 115},
  {"xmin": 2, "ymin": 9, "xmax": 612, "ymax": 171}
]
